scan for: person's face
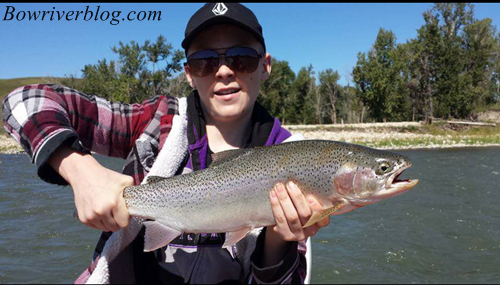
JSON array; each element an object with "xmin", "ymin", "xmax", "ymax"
[{"xmin": 185, "ymin": 24, "xmax": 271, "ymax": 123}]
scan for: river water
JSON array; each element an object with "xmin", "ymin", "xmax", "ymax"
[{"xmin": 0, "ymin": 147, "xmax": 499, "ymax": 284}]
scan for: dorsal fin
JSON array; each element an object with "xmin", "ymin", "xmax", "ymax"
[
  {"xmin": 211, "ymin": 148, "xmax": 253, "ymax": 167},
  {"xmin": 146, "ymin": 176, "xmax": 169, "ymax": 184}
]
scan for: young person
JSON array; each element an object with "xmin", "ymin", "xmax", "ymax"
[{"xmin": 2, "ymin": 3, "xmax": 331, "ymax": 283}]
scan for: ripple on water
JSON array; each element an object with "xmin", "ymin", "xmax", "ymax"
[{"xmin": 385, "ymin": 250, "xmax": 406, "ymax": 263}]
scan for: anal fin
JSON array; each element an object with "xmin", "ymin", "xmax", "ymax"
[
  {"xmin": 143, "ymin": 221, "xmax": 182, "ymax": 252},
  {"xmin": 222, "ymin": 227, "xmax": 253, "ymax": 249},
  {"xmin": 303, "ymin": 201, "xmax": 347, "ymax": 228}
]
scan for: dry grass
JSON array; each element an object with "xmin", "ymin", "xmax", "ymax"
[{"xmin": 0, "ymin": 134, "xmax": 23, "ymax": 154}]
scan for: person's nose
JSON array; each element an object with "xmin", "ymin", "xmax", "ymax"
[{"xmin": 215, "ymin": 54, "xmax": 235, "ymax": 80}]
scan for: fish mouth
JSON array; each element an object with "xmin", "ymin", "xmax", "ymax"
[{"xmin": 381, "ymin": 165, "xmax": 419, "ymax": 198}]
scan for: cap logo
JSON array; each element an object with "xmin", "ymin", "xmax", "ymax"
[{"xmin": 212, "ymin": 3, "xmax": 228, "ymax": 16}]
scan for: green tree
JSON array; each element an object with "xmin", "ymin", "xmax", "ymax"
[
  {"xmin": 164, "ymin": 73, "xmax": 192, "ymax": 98},
  {"xmin": 462, "ymin": 18, "xmax": 498, "ymax": 110},
  {"xmin": 288, "ymin": 65, "xmax": 316, "ymax": 124},
  {"xmin": 318, "ymin": 69, "xmax": 341, "ymax": 124},
  {"xmin": 416, "ymin": 10, "xmax": 441, "ymax": 122},
  {"xmin": 353, "ymin": 28, "xmax": 408, "ymax": 122},
  {"xmin": 340, "ymin": 84, "xmax": 365, "ymax": 124},
  {"xmin": 397, "ymin": 10, "xmax": 442, "ymax": 123},
  {"xmin": 143, "ymin": 35, "xmax": 174, "ymax": 96},
  {"xmin": 259, "ymin": 58, "xmax": 295, "ymax": 123},
  {"xmin": 80, "ymin": 59, "xmax": 128, "ymax": 102},
  {"xmin": 492, "ymin": 31, "xmax": 500, "ymax": 104},
  {"xmin": 430, "ymin": 3, "xmax": 474, "ymax": 118},
  {"xmin": 79, "ymin": 35, "xmax": 184, "ymax": 103},
  {"xmin": 110, "ymin": 40, "xmax": 147, "ymax": 102},
  {"xmin": 307, "ymin": 79, "xmax": 326, "ymax": 125}
]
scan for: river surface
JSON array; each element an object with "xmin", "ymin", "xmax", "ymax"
[{"xmin": 0, "ymin": 147, "xmax": 499, "ymax": 284}]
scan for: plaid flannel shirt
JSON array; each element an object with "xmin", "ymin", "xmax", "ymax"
[{"xmin": 1, "ymin": 84, "xmax": 309, "ymax": 284}]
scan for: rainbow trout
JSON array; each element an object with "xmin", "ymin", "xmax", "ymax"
[{"xmin": 124, "ymin": 140, "xmax": 418, "ymax": 251}]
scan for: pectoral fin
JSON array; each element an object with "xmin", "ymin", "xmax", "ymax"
[
  {"xmin": 222, "ymin": 227, "xmax": 253, "ymax": 249},
  {"xmin": 303, "ymin": 202, "xmax": 347, "ymax": 228},
  {"xmin": 143, "ymin": 221, "xmax": 182, "ymax": 252}
]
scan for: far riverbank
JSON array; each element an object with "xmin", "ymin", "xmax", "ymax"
[
  {"xmin": 285, "ymin": 121, "xmax": 500, "ymax": 150},
  {"xmin": 1, "ymin": 121, "xmax": 499, "ymax": 154}
]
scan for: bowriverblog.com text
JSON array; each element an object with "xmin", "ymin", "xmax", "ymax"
[{"xmin": 2, "ymin": 6, "xmax": 162, "ymax": 25}]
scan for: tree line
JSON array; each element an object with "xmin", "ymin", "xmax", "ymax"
[{"xmin": 62, "ymin": 3, "xmax": 500, "ymax": 124}]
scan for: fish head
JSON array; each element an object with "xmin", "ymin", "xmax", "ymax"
[{"xmin": 332, "ymin": 147, "xmax": 418, "ymax": 206}]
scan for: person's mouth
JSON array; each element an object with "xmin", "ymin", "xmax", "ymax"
[
  {"xmin": 214, "ymin": 88, "xmax": 241, "ymax": 96},
  {"xmin": 214, "ymin": 88, "xmax": 241, "ymax": 101}
]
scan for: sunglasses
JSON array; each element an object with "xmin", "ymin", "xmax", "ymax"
[{"xmin": 185, "ymin": 47, "xmax": 265, "ymax": 77}]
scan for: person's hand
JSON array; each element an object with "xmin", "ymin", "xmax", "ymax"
[
  {"xmin": 260, "ymin": 181, "xmax": 331, "ymax": 267},
  {"xmin": 71, "ymin": 165, "xmax": 134, "ymax": 232},
  {"xmin": 269, "ymin": 181, "xmax": 330, "ymax": 241},
  {"xmin": 49, "ymin": 146, "xmax": 133, "ymax": 232}
]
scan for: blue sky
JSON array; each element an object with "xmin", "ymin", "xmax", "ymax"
[{"xmin": 1, "ymin": 3, "xmax": 500, "ymax": 85}]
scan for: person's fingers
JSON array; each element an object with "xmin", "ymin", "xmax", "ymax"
[
  {"xmin": 90, "ymin": 218, "xmax": 111, "ymax": 232},
  {"xmin": 91, "ymin": 200, "xmax": 120, "ymax": 232},
  {"xmin": 77, "ymin": 211, "xmax": 99, "ymax": 230},
  {"xmin": 113, "ymin": 197, "xmax": 131, "ymax": 229},
  {"xmin": 81, "ymin": 206, "xmax": 112, "ymax": 232},
  {"xmin": 84, "ymin": 222, "xmax": 100, "ymax": 231},
  {"xmin": 270, "ymin": 188, "xmax": 294, "ymax": 240},
  {"xmin": 102, "ymin": 211, "xmax": 121, "ymax": 232},
  {"xmin": 286, "ymin": 181, "xmax": 312, "ymax": 226},
  {"xmin": 275, "ymin": 183, "xmax": 304, "ymax": 239}
]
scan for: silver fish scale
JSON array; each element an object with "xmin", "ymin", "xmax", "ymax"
[{"xmin": 123, "ymin": 140, "xmax": 409, "ymax": 233}]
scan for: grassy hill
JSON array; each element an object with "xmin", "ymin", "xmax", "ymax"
[
  {"xmin": 0, "ymin": 77, "xmax": 59, "ymax": 101},
  {"xmin": 0, "ymin": 77, "xmax": 73, "ymax": 134}
]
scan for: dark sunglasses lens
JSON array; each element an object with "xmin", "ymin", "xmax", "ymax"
[
  {"xmin": 187, "ymin": 50, "xmax": 219, "ymax": 77},
  {"xmin": 226, "ymin": 47, "xmax": 260, "ymax": 73}
]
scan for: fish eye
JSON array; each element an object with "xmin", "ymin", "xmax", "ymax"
[{"xmin": 377, "ymin": 162, "xmax": 392, "ymax": 175}]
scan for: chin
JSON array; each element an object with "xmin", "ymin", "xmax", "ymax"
[
  {"xmin": 212, "ymin": 106, "xmax": 248, "ymax": 122},
  {"xmin": 210, "ymin": 97, "xmax": 252, "ymax": 119}
]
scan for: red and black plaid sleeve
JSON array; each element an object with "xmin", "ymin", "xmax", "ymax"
[{"xmin": 1, "ymin": 84, "xmax": 176, "ymax": 185}]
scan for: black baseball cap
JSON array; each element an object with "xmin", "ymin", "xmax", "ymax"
[{"xmin": 182, "ymin": 3, "xmax": 266, "ymax": 54}]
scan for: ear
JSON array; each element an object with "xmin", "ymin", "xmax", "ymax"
[
  {"xmin": 184, "ymin": 64, "xmax": 197, "ymax": 89},
  {"xmin": 260, "ymin": 53, "xmax": 272, "ymax": 82}
]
